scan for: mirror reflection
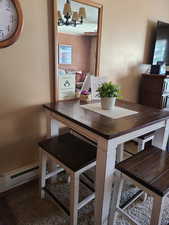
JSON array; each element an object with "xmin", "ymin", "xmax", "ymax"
[{"xmin": 57, "ymin": 0, "xmax": 99, "ymax": 96}]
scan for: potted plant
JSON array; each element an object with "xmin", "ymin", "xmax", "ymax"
[
  {"xmin": 80, "ymin": 89, "xmax": 91, "ymax": 102},
  {"xmin": 97, "ymin": 82, "xmax": 120, "ymax": 110}
]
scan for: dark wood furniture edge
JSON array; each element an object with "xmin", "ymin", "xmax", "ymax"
[
  {"xmin": 43, "ymin": 103, "xmax": 169, "ymax": 140},
  {"xmin": 43, "ymin": 104, "xmax": 111, "ymax": 139},
  {"xmin": 140, "ymin": 74, "xmax": 169, "ymax": 109},
  {"xmin": 116, "ymin": 147, "xmax": 169, "ymax": 197},
  {"xmin": 116, "ymin": 164, "xmax": 165, "ymax": 196}
]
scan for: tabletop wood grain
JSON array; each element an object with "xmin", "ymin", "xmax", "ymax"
[
  {"xmin": 43, "ymin": 100, "xmax": 169, "ymax": 139},
  {"xmin": 116, "ymin": 146, "xmax": 169, "ymax": 196}
]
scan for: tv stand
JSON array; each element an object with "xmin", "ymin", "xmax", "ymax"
[{"xmin": 139, "ymin": 74, "xmax": 169, "ymax": 109}]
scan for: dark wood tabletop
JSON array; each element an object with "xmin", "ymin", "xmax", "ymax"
[{"xmin": 43, "ymin": 100, "xmax": 169, "ymax": 139}]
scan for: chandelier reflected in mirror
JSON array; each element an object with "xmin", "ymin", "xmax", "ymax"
[{"xmin": 58, "ymin": 0, "xmax": 87, "ymax": 27}]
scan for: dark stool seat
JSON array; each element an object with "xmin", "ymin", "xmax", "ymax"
[
  {"xmin": 116, "ymin": 146, "xmax": 169, "ymax": 197},
  {"xmin": 39, "ymin": 133, "xmax": 96, "ymax": 172},
  {"xmin": 109, "ymin": 146, "xmax": 169, "ymax": 225},
  {"xmin": 39, "ymin": 133, "xmax": 96, "ymax": 225}
]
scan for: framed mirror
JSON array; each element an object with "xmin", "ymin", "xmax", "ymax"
[{"xmin": 52, "ymin": 0, "xmax": 103, "ymax": 101}]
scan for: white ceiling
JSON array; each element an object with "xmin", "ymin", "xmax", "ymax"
[{"xmin": 57, "ymin": 0, "xmax": 99, "ymax": 35}]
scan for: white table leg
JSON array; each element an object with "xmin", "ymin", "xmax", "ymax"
[
  {"xmin": 47, "ymin": 116, "xmax": 60, "ymax": 138},
  {"xmin": 70, "ymin": 173, "xmax": 79, "ymax": 225},
  {"xmin": 95, "ymin": 137, "xmax": 117, "ymax": 225},
  {"xmin": 109, "ymin": 176, "xmax": 124, "ymax": 225},
  {"xmin": 39, "ymin": 150, "xmax": 47, "ymax": 199},
  {"xmin": 46, "ymin": 114, "xmax": 60, "ymax": 183},
  {"xmin": 152, "ymin": 119, "xmax": 169, "ymax": 150},
  {"xmin": 116, "ymin": 144, "xmax": 124, "ymax": 163}
]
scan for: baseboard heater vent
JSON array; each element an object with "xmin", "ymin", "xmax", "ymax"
[{"xmin": 0, "ymin": 163, "xmax": 39, "ymax": 193}]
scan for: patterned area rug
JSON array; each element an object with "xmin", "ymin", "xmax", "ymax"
[{"xmin": 1, "ymin": 173, "xmax": 169, "ymax": 225}]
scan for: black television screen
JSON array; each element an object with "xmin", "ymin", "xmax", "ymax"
[{"xmin": 152, "ymin": 21, "xmax": 169, "ymax": 66}]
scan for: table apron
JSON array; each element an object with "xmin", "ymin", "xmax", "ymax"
[
  {"xmin": 46, "ymin": 110, "xmax": 166, "ymax": 147},
  {"xmin": 109, "ymin": 120, "xmax": 166, "ymax": 146},
  {"xmin": 46, "ymin": 110, "xmax": 101, "ymax": 142}
]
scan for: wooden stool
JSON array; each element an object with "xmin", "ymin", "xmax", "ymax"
[
  {"xmin": 109, "ymin": 146, "xmax": 169, "ymax": 225},
  {"xmin": 125, "ymin": 132, "xmax": 155, "ymax": 202},
  {"xmin": 125, "ymin": 132, "xmax": 155, "ymax": 158},
  {"xmin": 39, "ymin": 133, "xmax": 96, "ymax": 225},
  {"xmin": 134, "ymin": 131, "xmax": 155, "ymax": 151}
]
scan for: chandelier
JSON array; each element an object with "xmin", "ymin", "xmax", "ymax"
[{"xmin": 58, "ymin": 0, "xmax": 87, "ymax": 27}]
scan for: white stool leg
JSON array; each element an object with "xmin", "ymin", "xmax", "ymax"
[
  {"xmin": 150, "ymin": 195, "xmax": 164, "ymax": 225},
  {"xmin": 68, "ymin": 176, "xmax": 71, "ymax": 184},
  {"xmin": 108, "ymin": 175, "xmax": 124, "ymax": 225},
  {"xmin": 39, "ymin": 150, "xmax": 47, "ymax": 199},
  {"xmin": 70, "ymin": 173, "xmax": 79, "ymax": 225},
  {"xmin": 140, "ymin": 192, "xmax": 148, "ymax": 202},
  {"xmin": 108, "ymin": 144, "xmax": 124, "ymax": 225},
  {"xmin": 137, "ymin": 140, "xmax": 148, "ymax": 201},
  {"xmin": 116, "ymin": 144, "xmax": 124, "ymax": 163},
  {"xmin": 137, "ymin": 140, "xmax": 145, "ymax": 152}
]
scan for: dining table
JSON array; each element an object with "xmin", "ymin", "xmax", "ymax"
[{"xmin": 43, "ymin": 99, "xmax": 169, "ymax": 225}]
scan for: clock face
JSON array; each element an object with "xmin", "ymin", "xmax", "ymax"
[{"xmin": 0, "ymin": 0, "xmax": 18, "ymax": 41}]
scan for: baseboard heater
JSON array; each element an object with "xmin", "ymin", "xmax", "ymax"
[{"xmin": 0, "ymin": 162, "xmax": 39, "ymax": 193}]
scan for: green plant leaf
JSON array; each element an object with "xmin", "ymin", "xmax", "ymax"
[{"xmin": 96, "ymin": 82, "xmax": 121, "ymax": 98}]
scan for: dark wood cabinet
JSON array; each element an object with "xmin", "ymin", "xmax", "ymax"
[{"xmin": 139, "ymin": 74, "xmax": 169, "ymax": 109}]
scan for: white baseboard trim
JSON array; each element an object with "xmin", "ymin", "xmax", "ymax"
[{"xmin": 0, "ymin": 162, "xmax": 39, "ymax": 193}]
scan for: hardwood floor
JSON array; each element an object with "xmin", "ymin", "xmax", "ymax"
[{"xmin": 0, "ymin": 197, "xmax": 17, "ymax": 225}]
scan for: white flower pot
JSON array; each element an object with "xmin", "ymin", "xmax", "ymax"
[{"xmin": 101, "ymin": 97, "xmax": 116, "ymax": 110}]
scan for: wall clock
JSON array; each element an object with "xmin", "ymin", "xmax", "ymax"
[{"xmin": 0, "ymin": 0, "xmax": 23, "ymax": 48}]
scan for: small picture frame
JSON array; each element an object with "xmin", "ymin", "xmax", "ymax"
[
  {"xmin": 81, "ymin": 75, "xmax": 108, "ymax": 100},
  {"xmin": 59, "ymin": 45, "xmax": 72, "ymax": 64},
  {"xmin": 91, "ymin": 76, "xmax": 107, "ymax": 100},
  {"xmin": 59, "ymin": 73, "xmax": 75, "ymax": 100}
]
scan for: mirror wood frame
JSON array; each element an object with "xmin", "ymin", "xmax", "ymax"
[{"xmin": 50, "ymin": 0, "xmax": 103, "ymax": 102}]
